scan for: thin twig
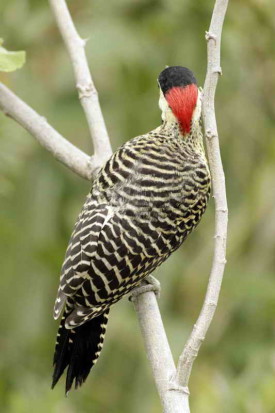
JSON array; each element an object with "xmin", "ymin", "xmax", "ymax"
[
  {"xmin": 48, "ymin": 0, "xmax": 112, "ymax": 166},
  {"xmin": 0, "ymin": 83, "xmax": 93, "ymax": 180},
  {"xmin": 175, "ymin": 0, "xmax": 229, "ymax": 389}
]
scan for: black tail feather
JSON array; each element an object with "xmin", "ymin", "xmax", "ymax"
[
  {"xmin": 52, "ymin": 309, "xmax": 110, "ymax": 394},
  {"xmin": 52, "ymin": 310, "xmax": 71, "ymax": 389}
]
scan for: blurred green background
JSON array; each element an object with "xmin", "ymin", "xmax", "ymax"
[{"xmin": 1, "ymin": 0, "xmax": 275, "ymax": 412}]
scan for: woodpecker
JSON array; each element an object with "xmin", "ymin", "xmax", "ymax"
[{"xmin": 52, "ymin": 66, "xmax": 211, "ymax": 393}]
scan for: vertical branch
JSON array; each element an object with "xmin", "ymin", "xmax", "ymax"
[
  {"xmin": 48, "ymin": 0, "xmax": 112, "ymax": 168},
  {"xmin": 175, "ymin": 0, "xmax": 229, "ymax": 389},
  {"xmin": 132, "ymin": 1, "xmax": 229, "ymax": 411}
]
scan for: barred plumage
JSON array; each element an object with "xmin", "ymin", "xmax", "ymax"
[{"xmin": 52, "ymin": 66, "xmax": 211, "ymax": 393}]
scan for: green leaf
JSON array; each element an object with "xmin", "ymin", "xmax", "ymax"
[{"xmin": 0, "ymin": 39, "xmax": 26, "ymax": 72}]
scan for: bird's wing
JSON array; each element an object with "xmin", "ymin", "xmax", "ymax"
[
  {"xmin": 53, "ymin": 142, "xmax": 141, "ymax": 319},
  {"xmin": 53, "ymin": 201, "xmax": 114, "ymax": 319},
  {"xmin": 63, "ymin": 209, "xmax": 173, "ymax": 328}
]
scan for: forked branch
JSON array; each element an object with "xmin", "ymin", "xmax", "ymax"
[
  {"xmin": 0, "ymin": 83, "xmax": 92, "ymax": 180},
  {"xmin": 0, "ymin": 0, "xmax": 113, "ymax": 179}
]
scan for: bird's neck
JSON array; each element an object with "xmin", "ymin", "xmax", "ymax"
[{"xmin": 158, "ymin": 114, "xmax": 205, "ymax": 154}]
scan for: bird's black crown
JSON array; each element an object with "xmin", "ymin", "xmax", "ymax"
[{"xmin": 158, "ymin": 66, "xmax": 197, "ymax": 95}]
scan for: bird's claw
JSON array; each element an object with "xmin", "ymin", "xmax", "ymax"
[
  {"xmin": 145, "ymin": 275, "xmax": 161, "ymax": 298},
  {"xmin": 129, "ymin": 275, "xmax": 161, "ymax": 302}
]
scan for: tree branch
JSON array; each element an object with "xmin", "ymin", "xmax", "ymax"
[
  {"xmin": 48, "ymin": 0, "xmax": 112, "ymax": 165},
  {"xmin": 0, "ymin": 82, "xmax": 93, "ymax": 180},
  {"xmin": 175, "ymin": 0, "xmax": 229, "ymax": 390},
  {"xmin": 131, "ymin": 1, "xmax": 229, "ymax": 411},
  {"xmin": 131, "ymin": 286, "xmax": 190, "ymax": 413},
  {"xmin": 0, "ymin": 0, "xmax": 114, "ymax": 179}
]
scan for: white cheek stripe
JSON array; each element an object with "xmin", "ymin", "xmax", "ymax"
[
  {"xmin": 158, "ymin": 89, "xmax": 177, "ymax": 122},
  {"xmin": 192, "ymin": 89, "xmax": 202, "ymax": 122}
]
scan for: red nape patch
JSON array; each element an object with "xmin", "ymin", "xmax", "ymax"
[{"xmin": 165, "ymin": 84, "xmax": 198, "ymax": 134}]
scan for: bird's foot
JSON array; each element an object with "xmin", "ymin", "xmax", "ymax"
[
  {"xmin": 129, "ymin": 275, "xmax": 161, "ymax": 302},
  {"xmin": 145, "ymin": 275, "xmax": 161, "ymax": 298}
]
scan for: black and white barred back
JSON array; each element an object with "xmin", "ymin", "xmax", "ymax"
[{"xmin": 52, "ymin": 67, "xmax": 211, "ymax": 393}]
